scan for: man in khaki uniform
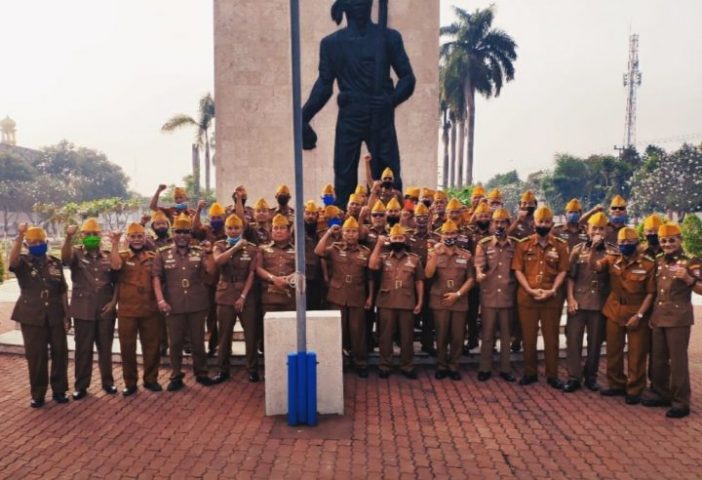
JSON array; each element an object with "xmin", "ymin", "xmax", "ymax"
[
  {"xmin": 486, "ymin": 188, "xmax": 503, "ymax": 211},
  {"xmin": 256, "ymin": 214, "xmax": 297, "ymax": 312},
  {"xmin": 563, "ymin": 212, "xmax": 614, "ymax": 393},
  {"xmin": 509, "ymin": 191, "xmax": 537, "ymax": 240},
  {"xmin": 10, "ymin": 224, "xmax": 70, "ymax": 408},
  {"xmin": 642, "ymin": 224, "xmax": 702, "ymax": 418},
  {"xmin": 370, "ymin": 167, "xmax": 403, "ymax": 207},
  {"xmin": 271, "ymin": 184, "xmax": 295, "ymax": 223},
  {"xmin": 474, "ymin": 208, "xmax": 517, "ymax": 382},
  {"xmin": 212, "ymin": 214, "xmax": 260, "ymax": 384},
  {"xmin": 152, "ymin": 213, "xmax": 216, "ymax": 391},
  {"xmin": 316, "ymin": 216, "xmax": 373, "ymax": 377},
  {"xmin": 596, "ymin": 227, "xmax": 655, "ymax": 404},
  {"xmin": 512, "ymin": 206, "xmax": 569, "ymax": 388},
  {"xmin": 110, "ymin": 223, "xmax": 162, "ymax": 396},
  {"xmin": 370, "ymin": 224, "xmax": 424, "ymax": 379},
  {"xmin": 604, "ymin": 195, "xmax": 629, "ymax": 244},
  {"xmin": 425, "ymin": 220, "xmax": 475, "ymax": 380},
  {"xmin": 553, "ymin": 199, "xmax": 589, "ymax": 252},
  {"xmin": 246, "ymin": 198, "xmax": 273, "ymax": 246},
  {"xmin": 642, "ymin": 214, "xmax": 664, "ymax": 258},
  {"xmin": 304, "ymin": 201, "xmax": 324, "ymax": 310},
  {"xmin": 465, "ymin": 201, "xmax": 492, "ymax": 353},
  {"xmin": 146, "ymin": 210, "xmax": 172, "ymax": 356},
  {"xmin": 62, "ymin": 218, "xmax": 117, "ymax": 399},
  {"xmin": 430, "ymin": 190, "xmax": 448, "ymax": 232}
]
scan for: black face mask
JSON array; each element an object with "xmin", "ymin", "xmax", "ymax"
[
  {"xmin": 477, "ymin": 220, "xmax": 490, "ymax": 230},
  {"xmin": 495, "ymin": 227, "xmax": 506, "ymax": 237},
  {"xmin": 387, "ymin": 216, "xmax": 400, "ymax": 226},
  {"xmin": 382, "ymin": 181, "xmax": 393, "ymax": 189},
  {"xmin": 443, "ymin": 238, "xmax": 456, "ymax": 247},
  {"xmin": 277, "ymin": 196, "xmax": 290, "ymax": 206},
  {"xmin": 646, "ymin": 234, "xmax": 659, "ymax": 247},
  {"xmin": 154, "ymin": 228, "xmax": 169, "ymax": 239},
  {"xmin": 422, "ymin": 200, "xmax": 432, "ymax": 208},
  {"xmin": 304, "ymin": 222, "xmax": 317, "ymax": 236},
  {"xmin": 526, "ymin": 206, "xmax": 536, "ymax": 215},
  {"xmin": 536, "ymin": 226, "xmax": 552, "ymax": 237},
  {"xmin": 390, "ymin": 242, "xmax": 406, "ymax": 252}
]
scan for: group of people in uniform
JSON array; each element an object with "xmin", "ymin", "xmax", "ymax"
[{"xmin": 9, "ymin": 162, "xmax": 702, "ymax": 419}]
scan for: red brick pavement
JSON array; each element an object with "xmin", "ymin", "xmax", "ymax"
[{"xmin": 1, "ymin": 316, "xmax": 702, "ymax": 479}]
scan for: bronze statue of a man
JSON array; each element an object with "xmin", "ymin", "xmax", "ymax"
[{"xmin": 302, "ymin": 0, "xmax": 415, "ymax": 207}]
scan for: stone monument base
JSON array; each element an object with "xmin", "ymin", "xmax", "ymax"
[{"xmin": 264, "ymin": 311, "xmax": 343, "ymax": 416}]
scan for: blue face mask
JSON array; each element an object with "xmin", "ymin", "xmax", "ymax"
[
  {"xmin": 210, "ymin": 219, "xmax": 224, "ymax": 231},
  {"xmin": 227, "ymin": 236, "xmax": 240, "ymax": 246},
  {"xmin": 322, "ymin": 194, "xmax": 335, "ymax": 206},
  {"xmin": 619, "ymin": 243, "xmax": 637, "ymax": 256},
  {"xmin": 611, "ymin": 215, "xmax": 628, "ymax": 226},
  {"xmin": 28, "ymin": 243, "xmax": 48, "ymax": 257},
  {"xmin": 566, "ymin": 213, "xmax": 581, "ymax": 224},
  {"xmin": 175, "ymin": 203, "xmax": 187, "ymax": 211},
  {"xmin": 327, "ymin": 217, "xmax": 342, "ymax": 228}
]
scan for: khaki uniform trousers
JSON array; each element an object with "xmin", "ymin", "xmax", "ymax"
[
  {"xmin": 378, "ymin": 308, "xmax": 415, "ymax": 373},
  {"xmin": 118, "ymin": 315, "xmax": 161, "ymax": 388}
]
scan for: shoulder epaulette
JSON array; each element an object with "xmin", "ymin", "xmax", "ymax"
[
  {"xmin": 553, "ymin": 236, "xmax": 567, "ymax": 244},
  {"xmin": 508, "ymin": 236, "xmax": 519, "ymax": 243},
  {"xmin": 158, "ymin": 245, "xmax": 171, "ymax": 252},
  {"xmin": 643, "ymin": 255, "xmax": 655, "ymax": 262},
  {"xmin": 119, "ymin": 249, "xmax": 130, "ymax": 255},
  {"xmin": 518, "ymin": 236, "xmax": 530, "ymax": 243},
  {"xmin": 479, "ymin": 236, "xmax": 492, "ymax": 245}
]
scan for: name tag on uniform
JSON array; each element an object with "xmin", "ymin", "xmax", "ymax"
[
  {"xmin": 241, "ymin": 254, "xmax": 251, "ymax": 261},
  {"xmin": 404, "ymin": 260, "xmax": 415, "ymax": 267},
  {"xmin": 339, "ymin": 251, "xmax": 347, "ymax": 257},
  {"xmin": 632, "ymin": 269, "xmax": 647, "ymax": 274},
  {"xmin": 546, "ymin": 251, "xmax": 559, "ymax": 260},
  {"xmin": 165, "ymin": 258, "xmax": 175, "ymax": 264},
  {"xmin": 126, "ymin": 261, "xmax": 136, "ymax": 266},
  {"xmin": 486, "ymin": 248, "xmax": 495, "ymax": 254},
  {"xmin": 456, "ymin": 258, "xmax": 468, "ymax": 265},
  {"xmin": 189, "ymin": 256, "xmax": 201, "ymax": 262},
  {"xmin": 81, "ymin": 258, "xmax": 90, "ymax": 264}
]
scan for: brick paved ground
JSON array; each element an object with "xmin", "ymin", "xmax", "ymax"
[{"xmin": 1, "ymin": 312, "xmax": 701, "ymax": 479}]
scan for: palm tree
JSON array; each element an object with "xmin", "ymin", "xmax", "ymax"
[
  {"xmin": 162, "ymin": 93, "xmax": 216, "ymax": 196},
  {"xmin": 440, "ymin": 6, "xmax": 517, "ymax": 185},
  {"xmin": 440, "ymin": 100, "xmax": 451, "ymax": 189},
  {"xmin": 440, "ymin": 56, "xmax": 466, "ymax": 187}
]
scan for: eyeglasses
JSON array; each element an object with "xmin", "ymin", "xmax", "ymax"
[
  {"xmin": 611, "ymin": 207, "xmax": 626, "ymax": 211},
  {"xmin": 371, "ymin": 213, "xmax": 385, "ymax": 218},
  {"xmin": 659, "ymin": 238, "xmax": 678, "ymax": 245},
  {"xmin": 173, "ymin": 229, "xmax": 191, "ymax": 235}
]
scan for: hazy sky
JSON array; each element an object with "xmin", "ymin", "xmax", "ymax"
[{"xmin": 2, "ymin": 0, "xmax": 701, "ymax": 195}]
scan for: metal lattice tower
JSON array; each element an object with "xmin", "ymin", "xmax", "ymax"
[{"xmin": 623, "ymin": 34, "xmax": 642, "ymax": 148}]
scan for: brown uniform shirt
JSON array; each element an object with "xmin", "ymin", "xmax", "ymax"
[
  {"xmin": 158, "ymin": 206, "xmax": 197, "ymax": 224},
  {"xmin": 11, "ymin": 254, "xmax": 67, "ymax": 326},
  {"xmin": 553, "ymin": 224, "xmax": 589, "ymax": 252},
  {"xmin": 376, "ymin": 250, "xmax": 424, "ymax": 310},
  {"xmin": 408, "ymin": 231, "xmax": 439, "ymax": 266},
  {"xmin": 604, "ymin": 222, "xmax": 625, "ymax": 245},
  {"xmin": 512, "ymin": 235, "xmax": 569, "ymax": 308},
  {"xmin": 66, "ymin": 247, "xmax": 116, "ymax": 321},
  {"xmin": 116, "ymin": 249, "xmax": 159, "ymax": 317},
  {"xmin": 246, "ymin": 223, "xmax": 272, "ymax": 246},
  {"xmin": 378, "ymin": 188, "xmax": 403, "ymax": 206},
  {"xmin": 428, "ymin": 247, "xmax": 474, "ymax": 312},
  {"xmin": 363, "ymin": 225, "xmax": 388, "ymax": 251},
  {"xmin": 146, "ymin": 235, "xmax": 173, "ymax": 252},
  {"xmin": 259, "ymin": 241, "xmax": 296, "ymax": 306},
  {"xmin": 305, "ymin": 231, "xmax": 322, "ymax": 282},
  {"xmin": 467, "ymin": 226, "xmax": 492, "ymax": 254},
  {"xmin": 650, "ymin": 253, "xmax": 702, "ymax": 328},
  {"xmin": 213, "ymin": 240, "xmax": 258, "ymax": 306},
  {"xmin": 321, "ymin": 242, "xmax": 370, "ymax": 308},
  {"xmin": 599, "ymin": 250, "xmax": 656, "ymax": 323},
  {"xmin": 475, "ymin": 236, "xmax": 517, "ymax": 309},
  {"xmin": 225, "ymin": 205, "xmax": 255, "ymax": 224},
  {"xmin": 511, "ymin": 217, "xmax": 535, "ymax": 240},
  {"xmin": 567, "ymin": 241, "xmax": 615, "ymax": 311},
  {"xmin": 270, "ymin": 206, "xmax": 295, "ymax": 224},
  {"xmin": 151, "ymin": 245, "xmax": 211, "ymax": 314}
]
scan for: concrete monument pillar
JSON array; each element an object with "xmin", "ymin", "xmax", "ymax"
[{"xmin": 214, "ymin": 0, "xmax": 439, "ymax": 204}]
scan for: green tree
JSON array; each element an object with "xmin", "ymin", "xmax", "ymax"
[
  {"xmin": 0, "ymin": 152, "xmax": 36, "ymax": 231},
  {"xmin": 440, "ymin": 5, "xmax": 517, "ymax": 186},
  {"xmin": 682, "ymin": 214, "xmax": 702, "ymax": 257},
  {"xmin": 486, "ymin": 169, "xmax": 519, "ymax": 189},
  {"xmin": 162, "ymin": 93, "xmax": 216, "ymax": 197}
]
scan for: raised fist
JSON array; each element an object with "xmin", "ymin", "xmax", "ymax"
[
  {"xmin": 157, "ymin": 184, "xmax": 167, "ymax": 192},
  {"xmin": 17, "ymin": 223, "xmax": 28, "ymax": 235},
  {"xmin": 197, "ymin": 199, "xmax": 207, "ymax": 210},
  {"xmin": 66, "ymin": 225, "xmax": 79, "ymax": 236}
]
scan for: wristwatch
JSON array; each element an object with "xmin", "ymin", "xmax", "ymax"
[{"xmin": 636, "ymin": 313, "xmax": 644, "ymax": 319}]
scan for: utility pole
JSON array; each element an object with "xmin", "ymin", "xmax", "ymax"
[{"xmin": 623, "ymin": 34, "xmax": 642, "ymax": 149}]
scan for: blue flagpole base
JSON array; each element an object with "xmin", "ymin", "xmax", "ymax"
[{"xmin": 287, "ymin": 351, "xmax": 318, "ymax": 426}]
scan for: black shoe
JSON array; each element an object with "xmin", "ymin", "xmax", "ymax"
[
  {"xmin": 600, "ymin": 388, "xmax": 626, "ymax": 397},
  {"xmin": 103, "ymin": 385, "xmax": 118, "ymax": 395},
  {"xmin": 462, "ymin": 345, "xmax": 472, "ymax": 356},
  {"xmin": 166, "ymin": 378, "xmax": 184, "ymax": 392},
  {"xmin": 666, "ymin": 407, "xmax": 690, "ymax": 419},
  {"xmin": 30, "ymin": 398, "xmax": 44, "ymax": 408},
  {"xmin": 379, "ymin": 370, "xmax": 390, "ymax": 379},
  {"xmin": 435, "ymin": 369, "xmax": 448, "ymax": 380},
  {"xmin": 510, "ymin": 340, "xmax": 522, "ymax": 353},
  {"xmin": 547, "ymin": 378, "xmax": 564, "ymax": 390},
  {"xmin": 625, "ymin": 395, "xmax": 641, "ymax": 405},
  {"xmin": 562, "ymin": 380, "xmax": 581, "ymax": 393},
  {"xmin": 357, "ymin": 368, "xmax": 369, "ymax": 379},
  {"xmin": 519, "ymin": 375, "xmax": 537, "ymax": 386},
  {"xmin": 144, "ymin": 382, "xmax": 162, "ymax": 392},
  {"xmin": 448, "ymin": 371, "xmax": 461, "ymax": 381},
  {"xmin": 642, "ymin": 398, "xmax": 670, "ymax": 408},
  {"xmin": 122, "ymin": 386, "xmax": 137, "ymax": 397},
  {"xmin": 248, "ymin": 371, "xmax": 260, "ymax": 383},
  {"xmin": 51, "ymin": 393, "xmax": 68, "ymax": 403},
  {"xmin": 584, "ymin": 379, "xmax": 600, "ymax": 392},
  {"xmin": 212, "ymin": 373, "xmax": 230, "ymax": 384},
  {"xmin": 196, "ymin": 376, "xmax": 215, "ymax": 387},
  {"xmin": 500, "ymin": 372, "xmax": 515, "ymax": 383},
  {"xmin": 421, "ymin": 346, "xmax": 437, "ymax": 357},
  {"xmin": 160, "ymin": 347, "xmax": 169, "ymax": 357},
  {"xmin": 184, "ymin": 347, "xmax": 192, "ymax": 355},
  {"xmin": 477, "ymin": 371, "xmax": 491, "ymax": 382},
  {"xmin": 72, "ymin": 389, "xmax": 87, "ymax": 400},
  {"xmin": 403, "ymin": 369, "xmax": 418, "ymax": 380},
  {"xmin": 207, "ymin": 349, "xmax": 217, "ymax": 359}
]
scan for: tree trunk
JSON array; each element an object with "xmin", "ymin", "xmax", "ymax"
[
  {"xmin": 204, "ymin": 130, "xmax": 211, "ymax": 196},
  {"xmin": 448, "ymin": 120, "xmax": 456, "ymax": 188},
  {"xmin": 456, "ymin": 118, "xmax": 465, "ymax": 188},
  {"xmin": 465, "ymin": 83, "xmax": 476, "ymax": 186},
  {"xmin": 442, "ymin": 110, "xmax": 450, "ymax": 189},
  {"xmin": 192, "ymin": 144, "xmax": 201, "ymax": 197}
]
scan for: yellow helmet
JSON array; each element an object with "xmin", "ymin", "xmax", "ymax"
[
  {"xmin": 404, "ymin": 186, "xmax": 420, "ymax": 199},
  {"xmin": 473, "ymin": 202, "xmax": 491, "ymax": 216},
  {"xmin": 520, "ymin": 191, "xmax": 537, "ymax": 203},
  {"xmin": 354, "ymin": 184, "xmax": 367, "ymax": 196},
  {"xmin": 533, "ymin": 206, "xmax": 553, "ymax": 221},
  {"xmin": 414, "ymin": 203, "xmax": 429, "ymax": 216},
  {"xmin": 271, "ymin": 214, "xmax": 289, "ymax": 227},
  {"xmin": 348, "ymin": 193, "xmax": 363, "ymax": 204},
  {"xmin": 173, "ymin": 187, "xmax": 188, "ymax": 200},
  {"xmin": 173, "ymin": 213, "xmax": 192, "ymax": 230},
  {"xmin": 254, "ymin": 198, "xmax": 269, "ymax": 210},
  {"xmin": 208, "ymin": 202, "xmax": 225, "ymax": 217},
  {"xmin": 225, "ymin": 214, "xmax": 243, "ymax": 228},
  {"xmin": 81, "ymin": 218, "xmax": 101, "ymax": 233},
  {"xmin": 487, "ymin": 188, "xmax": 502, "ymax": 201},
  {"xmin": 643, "ymin": 214, "xmax": 664, "ymax": 231},
  {"xmin": 276, "ymin": 184, "xmax": 291, "ymax": 196},
  {"xmin": 610, "ymin": 195, "xmax": 627, "ymax": 208},
  {"xmin": 342, "ymin": 216, "xmax": 360, "ymax": 230},
  {"xmin": 617, "ymin": 227, "xmax": 639, "ymax": 242},
  {"xmin": 446, "ymin": 198, "xmax": 463, "ymax": 212},
  {"xmin": 304, "ymin": 200, "xmax": 318, "ymax": 214},
  {"xmin": 26, "ymin": 227, "xmax": 47, "ymax": 242},
  {"xmin": 371, "ymin": 200, "xmax": 386, "ymax": 214},
  {"xmin": 127, "ymin": 223, "xmax": 145, "ymax": 235},
  {"xmin": 389, "ymin": 224, "xmax": 405, "ymax": 236},
  {"xmin": 565, "ymin": 199, "xmax": 582, "ymax": 212},
  {"xmin": 385, "ymin": 197, "xmax": 402, "ymax": 211},
  {"xmin": 381, "ymin": 167, "xmax": 394, "ymax": 180},
  {"xmin": 433, "ymin": 190, "xmax": 448, "ymax": 201},
  {"xmin": 472, "ymin": 185, "xmax": 486, "ymax": 199},
  {"xmin": 658, "ymin": 223, "xmax": 682, "ymax": 238},
  {"xmin": 322, "ymin": 183, "xmax": 335, "ymax": 196},
  {"xmin": 151, "ymin": 210, "xmax": 169, "ymax": 225},
  {"xmin": 492, "ymin": 208, "xmax": 511, "ymax": 221},
  {"xmin": 440, "ymin": 220, "xmax": 459, "ymax": 234}
]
